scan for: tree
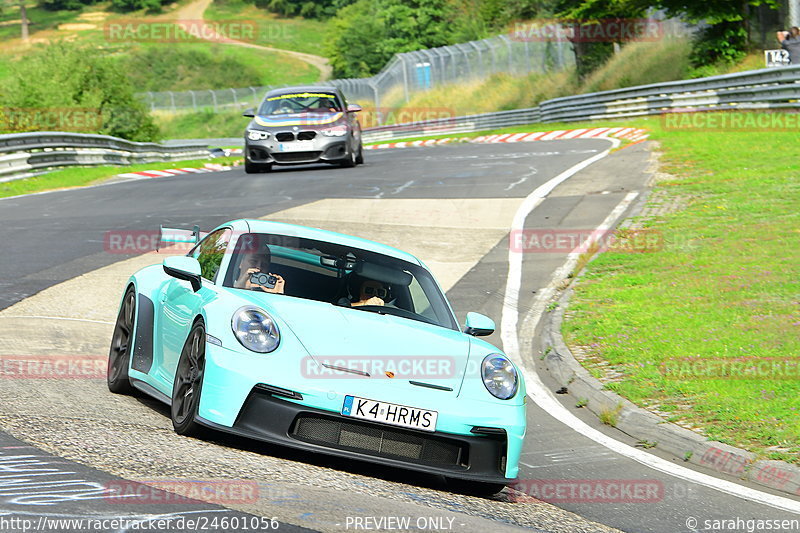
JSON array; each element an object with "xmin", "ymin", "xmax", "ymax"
[
  {"xmin": 0, "ymin": 42, "xmax": 159, "ymax": 141},
  {"xmin": 557, "ymin": 0, "xmax": 780, "ymax": 69},
  {"xmin": 555, "ymin": 0, "xmax": 649, "ymax": 79},
  {"xmin": 326, "ymin": 0, "xmax": 455, "ymax": 78},
  {"xmin": 259, "ymin": 0, "xmax": 356, "ymax": 19},
  {"xmin": 19, "ymin": 0, "xmax": 29, "ymax": 40}
]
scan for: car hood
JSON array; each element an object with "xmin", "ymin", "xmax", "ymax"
[
  {"xmin": 252, "ymin": 112, "xmax": 344, "ymax": 129},
  {"xmin": 236, "ymin": 292, "xmax": 470, "ymax": 392}
]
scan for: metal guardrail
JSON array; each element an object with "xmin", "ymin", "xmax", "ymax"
[
  {"xmin": 361, "ymin": 108, "xmax": 541, "ymax": 144},
  {"xmin": 0, "ymin": 132, "xmax": 211, "ymax": 183},
  {"xmin": 359, "ymin": 65, "xmax": 800, "ymax": 143}
]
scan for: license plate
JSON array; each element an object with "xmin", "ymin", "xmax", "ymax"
[
  {"xmin": 341, "ymin": 395, "xmax": 437, "ymax": 432},
  {"xmin": 279, "ymin": 141, "xmax": 313, "ymax": 152}
]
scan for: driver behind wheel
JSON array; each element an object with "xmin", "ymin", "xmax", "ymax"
[{"xmin": 349, "ymin": 275, "xmax": 388, "ymax": 307}]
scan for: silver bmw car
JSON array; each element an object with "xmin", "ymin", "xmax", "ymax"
[{"xmin": 243, "ymin": 86, "xmax": 364, "ymax": 173}]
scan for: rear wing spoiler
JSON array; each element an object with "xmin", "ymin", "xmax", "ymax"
[{"xmin": 157, "ymin": 225, "xmax": 208, "ymax": 251}]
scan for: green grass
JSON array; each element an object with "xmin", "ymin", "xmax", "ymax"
[
  {"xmin": 153, "ymin": 109, "xmax": 247, "ymax": 139},
  {"xmin": 559, "ymin": 113, "xmax": 800, "ymax": 463},
  {"xmin": 0, "ymin": 156, "xmax": 239, "ymax": 199},
  {"xmin": 122, "ymin": 42, "xmax": 318, "ymax": 90},
  {"xmin": 0, "ymin": 3, "xmax": 319, "ymax": 89},
  {"xmin": 204, "ymin": 0, "xmax": 329, "ymax": 55}
]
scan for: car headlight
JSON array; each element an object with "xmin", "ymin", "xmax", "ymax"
[
  {"xmin": 231, "ymin": 306, "xmax": 280, "ymax": 353},
  {"xmin": 481, "ymin": 354, "xmax": 518, "ymax": 399},
  {"xmin": 247, "ymin": 130, "xmax": 270, "ymax": 141},
  {"xmin": 320, "ymin": 125, "xmax": 348, "ymax": 137}
]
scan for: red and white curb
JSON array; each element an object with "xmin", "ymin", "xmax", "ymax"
[
  {"xmin": 115, "ymin": 163, "xmax": 232, "ymax": 179},
  {"xmin": 365, "ymin": 127, "xmax": 648, "ymax": 150}
]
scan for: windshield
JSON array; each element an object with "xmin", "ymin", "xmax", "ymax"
[
  {"xmin": 222, "ymin": 232, "xmax": 458, "ymax": 331},
  {"xmin": 258, "ymin": 92, "xmax": 342, "ymax": 116}
]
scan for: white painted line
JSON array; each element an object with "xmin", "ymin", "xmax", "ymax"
[
  {"xmin": 501, "ymin": 138, "xmax": 620, "ymax": 361},
  {"xmin": 501, "ymin": 136, "xmax": 800, "ymax": 514},
  {"xmin": 393, "ymin": 180, "xmax": 415, "ymax": 194}
]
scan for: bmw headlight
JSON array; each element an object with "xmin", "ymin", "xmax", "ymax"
[
  {"xmin": 247, "ymin": 129, "xmax": 270, "ymax": 141},
  {"xmin": 320, "ymin": 125, "xmax": 348, "ymax": 137},
  {"xmin": 481, "ymin": 354, "xmax": 518, "ymax": 400},
  {"xmin": 231, "ymin": 306, "xmax": 280, "ymax": 353}
]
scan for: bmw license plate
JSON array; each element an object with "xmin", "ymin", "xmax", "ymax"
[
  {"xmin": 341, "ymin": 395, "xmax": 437, "ymax": 432},
  {"xmin": 279, "ymin": 141, "xmax": 313, "ymax": 152}
]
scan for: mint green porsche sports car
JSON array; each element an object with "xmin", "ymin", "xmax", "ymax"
[{"xmin": 107, "ymin": 219, "xmax": 526, "ymax": 494}]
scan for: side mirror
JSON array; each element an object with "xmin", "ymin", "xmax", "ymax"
[
  {"xmin": 242, "ymin": 108, "xmax": 255, "ymax": 118},
  {"xmin": 347, "ymin": 104, "xmax": 362, "ymax": 113},
  {"xmin": 163, "ymin": 256, "xmax": 202, "ymax": 292},
  {"xmin": 464, "ymin": 312, "xmax": 495, "ymax": 337}
]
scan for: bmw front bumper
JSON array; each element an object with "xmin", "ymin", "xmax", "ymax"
[{"xmin": 245, "ymin": 134, "xmax": 351, "ymax": 166}]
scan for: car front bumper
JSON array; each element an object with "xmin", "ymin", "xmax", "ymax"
[
  {"xmin": 197, "ymin": 343, "xmax": 525, "ymax": 482},
  {"xmin": 245, "ymin": 136, "xmax": 351, "ymax": 166},
  {"xmin": 197, "ymin": 385, "xmax": 513, "ymax": 484}
]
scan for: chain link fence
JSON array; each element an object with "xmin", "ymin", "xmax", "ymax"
[{"xmin": 138, "ymin": 33, "xmax": 575, "ymax": 121}]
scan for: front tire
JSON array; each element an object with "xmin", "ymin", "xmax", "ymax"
[
  {"xmin": 107, "ymin": 287, "xmax": 136, "ymax": 395},
  {"xmin": 171, "ymin": 321, "xmax": 206, "ymax": 437},
  {"xmin": 355, "ymin": 142, "xmax": 364, "ymax": 165},
  {"xmin": 339, "ymin": 143, "xmax": 356, "ymax": 168},
  {"xmin": 245, "ymin": 160, "xmax": 272, "ymax": 174}
]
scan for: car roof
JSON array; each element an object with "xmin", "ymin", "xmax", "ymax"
[
  {"xmin": 221, "ymin": 219, "xmax": 422, "ymax": 266},
  {"xmin": 265, "ymin": 86, "xmax": 342, "ymax": 98}
]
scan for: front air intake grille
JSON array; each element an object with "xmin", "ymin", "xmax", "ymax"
[
  {"xmin": 272, "ymin": 151, "xmax": 321, "ymax": 163},
  {"xmin": 275, "ymin": 132, "xmax": 294, "ymax": 142},
  {"xmin": 290, "ymin": 414, "xmax": 466, "ymax": 467},
  {"xmin": 297, "ymin": 131, "xmax": 317, "ymax": 141}
]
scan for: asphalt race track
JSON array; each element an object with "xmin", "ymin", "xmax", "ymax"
[{"xmin": 0, "ymin": 140, "xmax": 798, "ymax": 533}]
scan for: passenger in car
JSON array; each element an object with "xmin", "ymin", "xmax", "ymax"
[{"xmin": 234, "ymin": 244, "xmax": 285, "ymax": 295}]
